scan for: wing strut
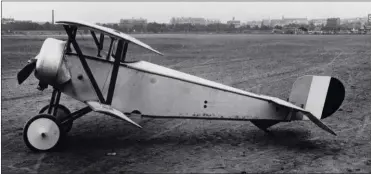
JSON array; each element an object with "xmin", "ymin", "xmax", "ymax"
[
  {"xmin": 106, "ymin": 40, "xmax": 128, "ymax": 104},
  {"xmin": 63, "ymin": 25, "xmax": 106, "ymax": 103},
  {"xmin": 90, "ymin": 31, "xmax": 104, "ymax": 57}
]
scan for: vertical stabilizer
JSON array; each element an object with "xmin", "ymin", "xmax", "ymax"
[{"xmin": 289, "ymin": 75, "xmax": 345, "ymax": 120}]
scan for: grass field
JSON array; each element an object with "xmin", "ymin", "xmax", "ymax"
[{"xmin": 1, "ymin": 34, "xmax": 371, "ymax": 173}]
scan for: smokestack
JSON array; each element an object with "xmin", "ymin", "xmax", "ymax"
[{"xmin": 52, "ymin": 10, "xmax": 54, "ymax": 24}]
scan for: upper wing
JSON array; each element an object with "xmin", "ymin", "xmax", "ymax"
[{"xmin": 56, "ymin": 20, "xmax": 163, "ymax": 56}]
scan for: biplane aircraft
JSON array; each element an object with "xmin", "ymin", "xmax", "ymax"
[{"xmin": 17, "ymin": 20, "xmax": 345, "ymax": 152}]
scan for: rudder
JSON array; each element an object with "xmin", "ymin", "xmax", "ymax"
[{"xmin": 289, "ymin": 75, "xmax": 345, "ymax": 120}]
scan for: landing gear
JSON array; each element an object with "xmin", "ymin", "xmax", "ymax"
[
  {"xmin": 39, "ymin": 89, "xmax": 73, "ymax": 133},
  {"xmin": 23, "ymin": 114, "xmax": 64, "ymax": 152},
  {"xmin": 23, "ymin": 88, "xmax": 92, "ymax": 151},
  {"xmin": 39, "ymin": 104, "xmax": 73, "ymax": 133},
  {"xmin": 23, "ymin": 88, "xmax": 71, "ymax": 151}
]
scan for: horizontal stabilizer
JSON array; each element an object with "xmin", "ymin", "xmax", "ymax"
[
  {"xmin": 299, "ymin": 110, "xmax": 336, "ymax": 136},
  {"xmin": 86, "ymin": 101, "xmax": 142, "ymax": 128},
  {"xmin": 256, "ymin": 94, "xmax": 337, "ymax": 135}
]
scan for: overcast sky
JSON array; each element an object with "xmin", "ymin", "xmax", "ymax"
[{"xmin": 2, "ymin": 2, "xmax": 371, "ymax": 23}]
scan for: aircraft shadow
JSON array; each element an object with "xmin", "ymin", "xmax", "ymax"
[{"xmin": 62, "ymin": 125, "xmax": 335, "ymax": 153}]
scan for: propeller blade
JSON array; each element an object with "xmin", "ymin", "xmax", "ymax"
[{"xmin": 17, "ymin": 59, "xmax": 37, "ymax": 84}]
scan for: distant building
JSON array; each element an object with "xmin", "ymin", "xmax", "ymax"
[
  {"xmin": 246, "ymin": 20, "xmax": 261, "ymax": 28},
  {"xmin": 281, "ymin": 16, "xmax": 308, "ymax": 26},
  {"xmin": 52, "ymin": 10, "xmax": 54, "ymax": 25},
  {"xmin": 310, "ymin": 19, "xmax": 327, "ymax": 26},
  {"xmin": 17, "ymin": 20, "xmax": 32, "ymax": 23},
  {"xmin": 169, "ymin": 17, "xmax": 220, "ymax": 26},
  {"xmin": 205, "ymin": 19, "xmax": 221, "ymax": 25},
  {"xmin": 366, "ymin": 14, "xmax": 371, "ymax": 33},
  {"xmin": 2, "ymin": 18, "xmax": 15, "ymax": 24},
  {"xmin": 263, "ymin": 17, "xmax": 308, "ymax": 27},
  {"xmin": 261, "ymin": 19, "xmax": 270, "ymax": 26},
  {"xmin": 227, "ymin": 17, "xmax": 241, "ymax": 28},
  {"xmin": 326, "ymin": 18, "xmax": 340, "ymax": 29},
  {"xmin": 361, "ymin": 16, "xmax": 370, "ymax": 26},
  {"xmin": 341, "ymin": 17, "xmax": 367, "ymax": 25},
  {"xmin": 96, "ymin": 22, "xmax": 117, "ymax": 26},
  {"xmin": 35, "ymin": 21, "xmax": 47, "ymax": 25},
  {"xmin": 270, "ymin": 19, "xmax": 282, "ymax": 27},
  {"xmin": 352, "ymin": 22, "xmax": 363, "ymax": 30},
  {"xmin": 119, "ymin": 18, "xmax": 147, "ymax": 29},
  {"xmin": 5, "ymin": 19, "xmax": 33, "ymax": 24},
  {"xmin": 170, "ymin": 17, "xmax": 208, "ymax": 25}
]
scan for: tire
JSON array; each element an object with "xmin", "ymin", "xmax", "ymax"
[
  {"xmin": 23, "ymin": 114, "xmax": 65, "ymax": 152},
  {"xmin": 39, "ymin": 104, "xmax": 73, "ymax": 133}
]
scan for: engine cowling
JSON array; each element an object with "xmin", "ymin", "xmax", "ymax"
[{"xmin": 34, "ymin": 38, "xmax": 71, "ymax": 86}]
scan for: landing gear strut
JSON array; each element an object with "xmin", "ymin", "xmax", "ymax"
[
  {"xmin": 39, "ymin": 88, "xmax": 74, "ymax": 132},
  {"xmin": 23, "ymin": 88, "xmax": 72, "ymax": 151},
  {"xmin": 23, "ymin": 88, "xmax": 93, "ymax": 152},
  {"xmin": 39, "ymin": 104, "xmax": 73, "ymax": 133}
]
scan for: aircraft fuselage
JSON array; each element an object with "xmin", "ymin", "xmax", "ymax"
[{"xmin": 59, "ymin": 54, "xmax": 292, "ymax": 121}]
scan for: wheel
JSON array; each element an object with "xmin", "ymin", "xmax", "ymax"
[
  {"xmin": 39, "ymin": 104, "xmax": 73, "ymax": 133},
  {"xmin": 23, "ymin": 114, "xmax": 64, "ymax": 152}
]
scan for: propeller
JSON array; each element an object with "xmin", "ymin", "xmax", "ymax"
[{"xmin": 17, "ymin": 58, "xmax": 37, "ymax": 84}]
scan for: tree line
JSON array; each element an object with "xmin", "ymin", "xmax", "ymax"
[
  {"xmin": 2, "ymin": 21, "xmax": 273, "ymax": 34},
  {"xmin": 2, "ymin": 20, "xmax": 365, "ymax": 33},
  {"xmin": 2, "ymin": 22, "xmax": 64, "ymax": 31},
  {"xmin": 96, "ymin": 23, "xmax": 270, "ymax": 33}
]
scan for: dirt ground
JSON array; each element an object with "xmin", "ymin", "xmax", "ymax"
[{"xmin": 1, "ymin": 34, "xmax": 371, "ymax": 173}]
